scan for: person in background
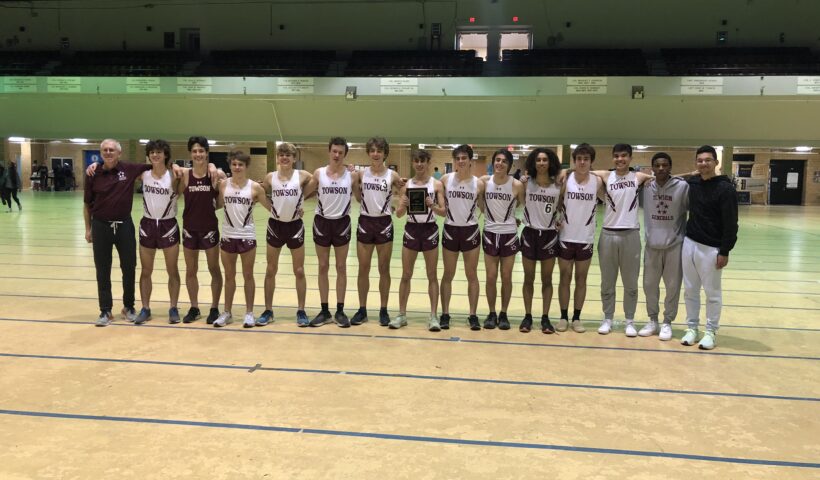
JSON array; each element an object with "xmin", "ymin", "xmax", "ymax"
[{"xmin": 3, "ymin": 161, "xmax": 22, "ymax": 212}]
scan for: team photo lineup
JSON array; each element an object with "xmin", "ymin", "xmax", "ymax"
[{"xmin": 84, "ymin": 136, "xmax": 738, "ymax": 351}]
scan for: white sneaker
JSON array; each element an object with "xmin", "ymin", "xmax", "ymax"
[
  {"xmin": 389, "ymin": 314, "xmax": 407, "ymax": 329},
  {"xmin": 597, "ymin": 318, "xmax": 612, "ymax": 335},
  {"xmin": 213, "ymin": 312, "xmax": 233, "ymax": 328},
  {"xmin": 428, "ymin": 314, "xmax": 441, "ymax": 332},
  {"xmin": 638, "ymin": 321, "xmax": 658, "ymax": 337},
  {"xmin": 556, "ymin": 318, "xmax": 569, "ymax": 332},
  {"xmin": 698, "ymin": 330, "xmax": 716, "ymax": 350},
  {"xmin": 625, "ymin": 322, "xmax": 638, "ymax": 337},
  {"xmin": 659, "ymin": 323, "xmax": 673, "ymax": 341},
  {"xmin": 243, "ymin": 313, "xmax": 255, "ymax": 328},
  {"xmin": 681, "ymin": 328, "xmax": 699, "ymax": 346}
]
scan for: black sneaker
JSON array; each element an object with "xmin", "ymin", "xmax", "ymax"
[
  {"xmin": 468, "ymin": 315, "xmax": 481, "ymax": 331},
  {"xmin": 498, "ymin": 312, "xmax": 511, "ymax": 330},
  {"xmin": 182, "ymin": 307, "xmax": 201, "ymax": 324},
  {"xmin": 378, "ymin": 308, "xmax": 390, "ymax": 327},
  {"xmin": 541, "ymin": 315, "xmax": 555, "ymax": 334},
  {"xmin": 206, "ymin": 308, "xmax": 220, "ymax": 325},
  {"xmin": 519, "ymin": 314, "xmax": 533, "ymax": 333},
  {"xmin": 256, "ymin": 309, "xmax": 273, "ymax": 327},
  {"xmin": 351, "ymin": 308, "xmax": 368, "ymax": 326},
  {"xmin": 309, "ymin": 310, "xmax": 332, "ymax": 327},
  {"xmin": 334, "ymin": 310, "xmax": 350, "ymax": 328},
  {"xmin": 440, "ymin": 314, "xmax": 451, "ymax": 330},
  {"xmin": 483, "ymin": 312, "xmax": 498, "ymax": 329}
]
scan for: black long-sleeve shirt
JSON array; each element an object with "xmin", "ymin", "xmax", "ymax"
[{"xmin": 685, "ymin": 174, "xmax": 738, "ymax": 256}]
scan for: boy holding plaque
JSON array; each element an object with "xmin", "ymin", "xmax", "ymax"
[
  {"xmin": 395, "ymin": 149, "xmax": 446, "ymax": 330},
  {"xmin": 440, "ymin": 145, "xmax": 486, "ymax": 331},
  {"xmin": 480, "ymin": 149, "xmax": 526, "ymax": 330}
]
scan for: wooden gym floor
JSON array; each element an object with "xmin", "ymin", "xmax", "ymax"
[{"xmin": 0, "ymin": 191, "xmax": 818, "ymax": 479}]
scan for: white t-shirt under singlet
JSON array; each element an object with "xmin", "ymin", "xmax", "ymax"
[
  {"xmin": 523, "ymin": 180, "xmax": 559, "ymax": 231},
  {"xmin": 444, "ymin": 175, "xmax": 479, "ymax": 227},
  {"xmin": 269, "ymin": 170, "xmax": 303, "ymax": 222},
  {"xmin": 141, "ymin": 170, "xmax": 177, "ymax": 220},
  {"xmin": 360, "ymin": 166, "xmax": 392, "ymax": 217},
  {"xmin": 560, "ymin": 172, "xmax": 599, "ymax": 244},
  {"xmin": 222, "ymin": 180, "xmax": 256, "ymax": 240},
  {"xmin": 315, "ymin": 167, "xmax": 352, "ymax": 219},
  {"xmin": 483, "ymin": 176, "xmax": 518, "ymax": 234},
  {"xmin": 406, "ymin": 177, "xmax": 436, "ymax": 224},
  {"xmin": 603, "ymin": 170, "xmax": 640, "ymax": 230}
]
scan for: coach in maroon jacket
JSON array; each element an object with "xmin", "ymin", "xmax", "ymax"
[{"xmin": 84, "ymin": 139, "xmax": 152, "ymax": 327}]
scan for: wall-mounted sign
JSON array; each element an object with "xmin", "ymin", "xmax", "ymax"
[{"xmin": 681, "ymin": 77, "xmax": 724, "ymax": 86}]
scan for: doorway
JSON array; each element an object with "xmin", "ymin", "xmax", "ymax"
[
  {"xmin": 769, "ymin": 159, "xmax": 805, "ymax": 205},
  {"xmin": 180, "ymin": 28, "xmax": 201, "ymax": 53}
]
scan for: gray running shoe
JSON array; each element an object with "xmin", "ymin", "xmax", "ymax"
[
  {"xmin": 213, "ymin": 312, "xmax": 233, "ymax": 328},
  {"xmin": 388, "ymin": 314, "xmax": 407, "ymax": 329},
  {"xmin": 428, "ymin": 314, "xmax": 441, "ymax": 332},
  {"xmin": 95, "ymin": 311, "xmax": 113, "ymax": 327},
  {"xmin": 334, "ymin": 310, "xmax": 351, "ymax": 328},
  {"xmin": 309, "ymin": 311, "xmax": 332, "ymax": 327},
  {"xmin": 121, "ymin": 307, "xmax": 137, "ymax": 323}
]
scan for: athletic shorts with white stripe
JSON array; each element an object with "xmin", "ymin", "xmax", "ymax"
[
  {"xmin": 357, "ymin": 215, "xmax": 393, "ymax": 244},
  {"xmin": 442, "ymin": 224, "xmax": 480, "ymax": 252},
  {"xmin": 139, "ymin": 217, "xmax": 180, "ymax": 249},
  {"xmin": 520, "ymin": 227, "xmax": 558, "ymax": 261},
  {"xmin": 402, "ymin": 222, "xmax": 439, "ymax": 252},
  {"xmin": 482, "ymin": 231, "xmax": 520, "ymax": 257},
  {"xmin": 266, "ymin": 218, "xmax": 305, "ymax": 249}
]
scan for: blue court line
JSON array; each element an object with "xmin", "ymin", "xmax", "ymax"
[
  {"xmin": 0, "ymin": 316, "xmax": 818, "ymax": 362},
  {"xmin": 0, "ymin": 409, "xmax": 817, "ymax": 469},
  {"xmin": 1, "ymin": 274, "xmax": 819, "ymax": 298},
  {"xmin": 3, "ymin": 291, "xmax": 819, "ymax": 313},
  {"xmin": 1, "ymin": 351, "xmax": 816, "ymax": 403}
]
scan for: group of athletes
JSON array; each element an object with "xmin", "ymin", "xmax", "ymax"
[{"xmin": 83, "ymin": 135, "xmax": 737, "ymax": 350}]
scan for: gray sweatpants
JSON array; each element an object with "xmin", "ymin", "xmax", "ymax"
[
  {"xmin": 598, "ymin": 229, "xmax": 641, "ymax": 320},
  {"xmin": 643, "ymin": 243, "xmax": 682, "ymax": 324},
  {"xmin": 682, "ymin": 237, "xmax": 723, "ymax": 332}
]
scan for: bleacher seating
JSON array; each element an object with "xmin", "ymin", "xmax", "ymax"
[
  {"xmin": 0, "ymin": 51, "xmax": 60, "ymax": 75},
  {"xmin": 50, "ymin": 51, "xmax": 191, "ymax": 76},
  {"xmin": 3, "ymin": 47, "xmax": 818, "ymax": 78},
  {"xmin": 345, "ymin": 50, "xmax": 483, "ymax": 77},
  {"xmin": 661, "ymin": 47, "xmax": 820, "ymax": 76},
  {"xmin": 499, "ymin": 49, "xmax": 648, "ymax": 76},
  {"xmin": 196, "ymin": 50, "xmax": 335, "ymax": 77}
]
